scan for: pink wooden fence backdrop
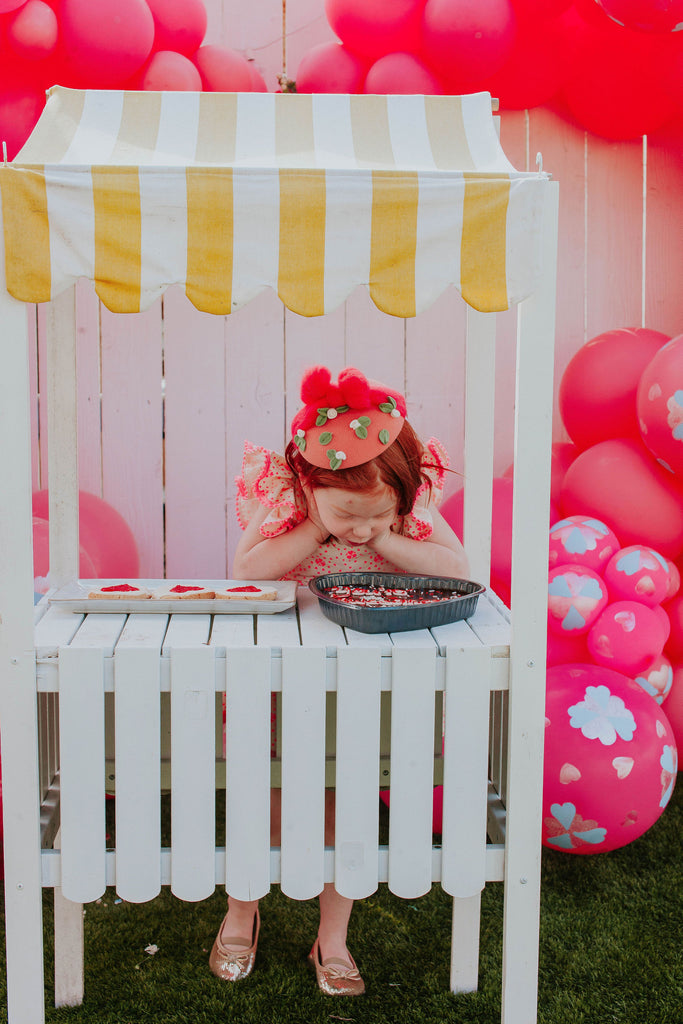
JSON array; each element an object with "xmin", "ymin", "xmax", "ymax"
[{"xmin": 28, "ymin": 0, "xmax": 683, "ymax": 579}]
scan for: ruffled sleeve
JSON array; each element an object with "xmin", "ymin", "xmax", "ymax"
[
  {"xmin": 400, "ymin": 437, "xmax": 450, "ymax": 541},
  {"xmin": 235, "ymin": 442, "xmax": 308, "ymax": 538}
]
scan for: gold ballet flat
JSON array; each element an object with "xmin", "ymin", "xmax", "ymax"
[
  {"xmin": 209, "ymin": 909, "xmax": 260, "ymax": 982},
  {"xmin": 308, "ymin": 938, "xmax": 365, "ymax": 996}
]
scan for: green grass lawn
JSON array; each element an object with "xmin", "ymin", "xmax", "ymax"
[{"xmin": 1, "ymin": 782, "xmax": 682, "ymax": 1024}]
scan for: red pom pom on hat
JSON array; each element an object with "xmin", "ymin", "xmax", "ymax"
[
  {"xmin": 338, "ymin": 366, "xmax": 371, "ymax": 408},
  {"xmin": 300, "ymin": 365, "xmax": 332, "ymax": 404}
]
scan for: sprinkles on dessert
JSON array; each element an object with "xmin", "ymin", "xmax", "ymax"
[{"xmin": 322, "ymin": 584, "xmax": 455, "ymax": 607}]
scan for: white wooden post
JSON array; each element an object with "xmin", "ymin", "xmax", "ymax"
[
  {"xmin": 502, "ymin": 179, "xmax": 559, "ymax": 1024},
  {"xmin": 0, "ymin": 217, "xmax": 46, "ymax": 1022},
  {"xmin": 463, "ymin": 306, "xmax": 496, "ymax": 589}
]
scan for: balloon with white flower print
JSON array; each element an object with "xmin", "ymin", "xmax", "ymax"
[
  {"xmin": 548, "ymin": 515, "xmax": 620, "ymax": 572},
  {"xmin": 547, "ymin": 564, "xmax": 609, "ymax": 636},
  {"xmin": 636, "ymin": 333, "xmax": 683, "ymax": 477},
  {"xmin": 603, "ymin": 545, "xmax": 672, "ymax": 607},
  {"xmin": 543, "ymin": 664, "xmax": 677, "ymax": 854},
  {"xmin": 587, "ymin": 600, "xmax": 665, "ymax": 675},
  {"xmin": 634, "ymin": 653, "xmax": 674, "ymax": 706}
]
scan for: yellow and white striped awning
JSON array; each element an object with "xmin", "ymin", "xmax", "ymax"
[{"xmin": 0, "ymin": 87, "xmax": 550, "ymax": 316}]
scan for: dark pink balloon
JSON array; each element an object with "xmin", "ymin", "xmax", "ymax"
[
  {"xmin": 58, "ymin": 0, "xmax": 155, "ymax": 87},
  {"xmin": 138, "ymin": 50, "xmax": 202, "ymax": 91},
  {"xmin": 193, "ymin": 44, "xmax": 253, "ymax": 92},
  {"xmin": 0, "ymin": 0, "xmax": 27, "ymax": 12},
  {"xmin": 511, "ymin": 0, "xmax": 573, "ymax": 19},
  {"xmin": 32, "ymin": 490, "xmax": 140, "ymax": 579},
  {"xmin": 364, "ymin": 51, "xmax": 443, "ymax": 93},
  {"xmin": 597, "ymin": 0, "xmax": 683, "ymax": 32},
  {"xmin": 296, "ymin": 41, "xmax": 368, "ymax": 93},
  {"xmin": 422, "ymin": 0, "xmax": 517, "ymax": 91},
  {"xmin": 145, "ymin": 0, "xmax": 207, "ymax": 56},
  {"xmin": 325, "ymin": 0, "xmax": 426, "ymax": 61},
  {"xmin": 7, "ymin": 0, "xmax": 58, "ymax": 60},
  {"xmin": 0, "ymin": 84, "xmax": 45, "ymax": 159}
]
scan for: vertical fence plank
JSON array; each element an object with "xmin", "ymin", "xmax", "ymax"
[
  {"xmin": 224, "ymin": 647, "xmax": 272, "ymax": 900},
  {"xmin": 387, "ymin": 647, "xmax": 436, "ymax": 899},
  {"xmin": 75, "ymin": 280, "xmax": 103, "ymax": 497},
  {"xmin": 114, "ymin": 626, "xmax": 165, "ymax": 903},
  {"xmin": 645, "ymin": 121, "xmax": 683, "ymax": 335},
  {"xmin": 170, "ymin": 646, "xmax": 216, "ymax": 901},
  {"xmin": 280, "ymin": 647, "xmax": 326, "ymax": 899},
  {"xmin": 58, "ymin": 646, "xmax": 106, "ymax": 903},
  {"xmin": 334, "ymin": 646, "xmax": 381, "ymax": 900}
]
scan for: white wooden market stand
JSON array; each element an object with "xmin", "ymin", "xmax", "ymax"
[{"xmin": 0, "ymin": 88, "xmax": 558, "ymax": 1023}]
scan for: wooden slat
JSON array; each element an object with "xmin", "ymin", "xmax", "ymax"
[
  {"xmin": 463, "ymin": 306, "xmax": 496, "ymax": 588},
  {"xmin": 224, "ymin": 648, "xmax": 272, "ymax": 900},
  {"xmin": 334, "ymin": 646, "xmax": 381, "ymax": 899},
  {"xmin": 280, "ymin": 647, "xmax": 326, "ymax": 899},
  {"xmin": 34, "ymin": 606, "xmax": 84, "ymax": 659},
  {"xmin": 296, "ymin": 585, "xmax": 347, "ymax": 652},
  {"xmin": 387, "ymin": 647, "xmax": 436, "ymax": 898},
  {"xmin": 162, "ymin": 613, "xmax": 211, "ymax": 654},
  {"xmin": 208, "ymin": 613, "xmax": 254, "ymax": 653},
  {"xmin": 255, "ymin": 604, "xmax": 300, "ymax": 649},
  {"xmin": 170, "ymin": 646, "xmax": 216, "ymax": 901},
  {"xmin": 58, "ymin": 646, "xmax": 106, "ymax": 903},
  {"xmin": 114, "ymin": 614, "xmax": 166, "ymax": 902}
]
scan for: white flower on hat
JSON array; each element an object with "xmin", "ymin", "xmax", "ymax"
[
  {"xmin": 296, "ymin": 429, "xmax": 305, "ymax": 438},
  {"xmin": 327, "ymin": 408, "xmax": 338, "ymax": 419},
  {"xmin": 390, "ymin": 408, "xmax": 401, "ymax": 418},
  {"xmin": 349, "ymin": 419, "xmax": 360, "ymax": 429},
  {"xmin": 336, "ymin": 451, "xmax": 347, "ymax": 460}
]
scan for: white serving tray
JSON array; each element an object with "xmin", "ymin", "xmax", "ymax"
[{"xmin": 49, "ymin": 580, "xmax": 298, "ymax": 615}]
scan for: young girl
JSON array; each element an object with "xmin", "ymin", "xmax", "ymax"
[{"xmin": 209, "ymin": 365, "xmax": 469, "ymax": 995}]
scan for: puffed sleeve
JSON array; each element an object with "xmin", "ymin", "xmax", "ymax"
[
  {"xmin": 235, "ymin": 442, "xmax": 308, "ymax": 538},
  {"xmin": 400, "ymin": 437, "xmax": 450, "ymax": 540}
]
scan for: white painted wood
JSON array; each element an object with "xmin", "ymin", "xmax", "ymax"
[
  {"xmin": 53, "ymin": 829, "xmax": 84, "ymax": 1008},
  {"xmin": 296, "ymin": 585, "xmax": 347, "ymax": 652},
  {"xmin": 441, "ymin": 646, "xmax": 491, "ymax": 899},
  {"xmin": 162, "ymin": 613, "xmax": 212, "ymax": 654},
  {"xmin": 387, "ymin": 648, "xmax": 436, "ymax": 898},
  {"xmin": 46, "ymin": 286, "xmax": 79, "ymax": 587},
  {"xmin": 334, "ymin": 647, "xmax": 381, "ymax": 899},
  {"xmin": 0, "ymin": 276, "xmax": 46, "ymax": 1024},
  {"xmin": 501, "ymin": 180, "xmax": 559, "ymax": 1024},
  {"xmin": 67, "ymin": 612, "xmax": 127, "ymax": 656},
  {"xmin": 34, "ymin": 606, "xmax": 84, "ymax": 659},
  {"xmin": 450, "ymin": 894, "xmax": 482, "ymax": 994},
  {"xmin": 224, "ymin": 648, "xmax": 272, "ymax": 900},
  {"xmin": 463, "ymin": 307, "xmax": 496, "ymax": 588},
  {"xmin": 170, "ymin": 646, "xmax": 216, "ymax": 901},
  {"xmin": 208, "ymin": 613, "xmax": 254, "ymax": 653},
  {"xmin": 280, "ymin": 647, "xmax": 326, "ymax": 899},
  {"xmin": 58, "ymin": 646, "xmax": 106, "ymax": 903},
  {"xmin": 255, "ymin": 603, "xmax": 301, "ymax": 649},
  {"xmin": 114, "ymin": 640, "xmax": 163, "ymax": 902}
]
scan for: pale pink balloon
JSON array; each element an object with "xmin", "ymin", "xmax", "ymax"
[
  {"xmin": 325, "ymin": 0, "xmax": 426, "ymax": 61},
  {"xmin": 193, "ymin": 44, "xmax": 253, "ymax": 92},
  {"xmin": 59, "ymin": 0, "xmax": 155, "ymax": 87},
  {"xmin": 364, "ymin": 51, "xmax": 443, "ymax": 94},
  {"xmin": 296, "ymin": 41, "xmax": 368, "ymax": 93},
  {"xmin": 7, "ymin": 0, "xmax": 58, "ymax": 60},
  {"xmin": 139, "ymin": 50, "xmax": 202, "ymax": 91},
  {"xmin": 145, "ymin": 0, "xmax": 207, "ymax": 56},
  {"xmin": 422, "ymin": 0, "xmax": 517, "ymax": 91}
]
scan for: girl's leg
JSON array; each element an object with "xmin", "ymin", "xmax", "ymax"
[{"xmin": 317, "ymin": 884, "xmax": 354, "ymax": 961}]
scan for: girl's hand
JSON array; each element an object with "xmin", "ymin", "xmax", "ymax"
[{"xmin": 302, "ymin": 485, "xmax": 330, "ymax": 545}]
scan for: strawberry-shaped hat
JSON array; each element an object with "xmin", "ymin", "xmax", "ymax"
[{"xmin": 290, "ymin": 366, "xmax": 407, "ymax": 470}]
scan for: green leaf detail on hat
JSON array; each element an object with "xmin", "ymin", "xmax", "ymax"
[
  {"xmin": 294, "ymin": 432, "xmax": 306, "ymax": 452},
  {"xmin": 316, "ymin": 404, "xmax": 351, "ymax": 426},
  {"xmin": 318, "ymin": 431, "xmax": 333, "ymax": 445},
  {"xmin": 378, "ymin": 396, "xmax": 397, "ymax": 414},
  {"xmin": 379, "ymin": 428, "xmax": 390, "ymax": 445},
  {"xmin": 351, "ymin": 415, "xmax": 371, "ymax": 439},
  {"xmin": 327, "ymin": 450, "xmax": 344, "ymax": 471}
]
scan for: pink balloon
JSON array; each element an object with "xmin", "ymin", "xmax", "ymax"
[
  {"xmin": 597, "ymin": 0, "xmax": 683, "ymax": 32},
  {"xmin": 665, "ymin": 592, "xmax": 683, "ymax": 661},
  {"xmin": 511, "ymin": 0, "xmax": 573, "ymax": 19},
  {"xmin": 664, "ymin": 559, "xmax": 681, "ymax": 601},
  {"xmin": 145, "ymin": 0, "xmax": 207, "ymax": 56},
  {"xmin": 550, "ymin": 442, "xmax": 579, "ymax": 505},
  {"xmin": 664, "ymin": 661, "xmax": 683, "ymax": 748},
  {"xmin": 247, "ymin": 62, "xmax": 267, "ymax": 92},
  {"xmin": 559, "ymin": 327, "xmax": 670, "ymax": 451},
  {"xmin": 138, "ymin": 50, "xmax": 202, "ymax": 91},
  {"xmin": 364, "ymin": 51, "xmax": 443, "ymax": 93},
  {"xmin": 0, "ymin": 0, "xmax": 27, "ymax": 11},
  {"xmin": 193, "ymin": 44, "xmax": 253, "ymax": 92},
  {"xmin": 560, "ymin": 9, "xmax": 679, "ymax": 138},
  {"xmin": 603, "ymin": 545, "xmax": 672, "ymax": 607},
  {"xmin": 637, "ymin": 333, "xmax": 683, "ymax": 476},
  {"xmin": 587, "ymin": 600, "xmax": 665, "ymax": 675},
  {"xmin": 7, "ymin": 0, "xmax": 57, "ymax": 60},
  {"xmin": 482, "ymin": 9, "xmax": 580, "ymax": 110},
  {"xmin": 59, "ymin": 0, "xmax": 155, "ymax": 87},
  {"xmin": 634, "ymin": 653, "xmax": 674, "ymax": 704},
  {"xmin": 422, "ymin": 0, "xmax": 517, "ymax": 91},
  {"xmin": 32, "ymin": 517, "xmax": 98, "ymax": 593},
  {"xmin": 546, "ymin": 630, "xmax": 590, "ymax": 666},
  {"xmin": 441, "ymin": 477, "xmax": 514, "ymax": 595},
  {"xmin": 543, "ymin": 664, "xmax": 677, "ymax": 853},
  {"xmin": 32, "ymin": 490, "xmax": 139, "ymax": 579},
  {"xmin": 0, "ymin": 84, "xmax": 45, "ymax": 160},
  {"xmin": 548, "ymin": 515, "xmax": 620, "ymax": 572},
  {"xmin": 548, "ymin": 564, "xmax": 609, "ymax": 636},
  {"xmin": 296, "ymin": 41, "xmax": 368, "ymax": 93},
  {"xmin": 560, "ymin": 438, "xmax": 683, "ymax": 560},
  {"xmin": 325, "ymin": 0, "xmax": 426, "ymax": 61},
  {"xmin": 653, "ymin": 603, "xmax": 671, "ymax": 648}
]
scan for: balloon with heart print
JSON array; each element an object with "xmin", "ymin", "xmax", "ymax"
[
  {"xmin": 634, "ymin": 653, "xmax": 674, "ymax": 706},
  {"xmin": 547, "ymin": 564, "xmax": 609, "ymax": 635},
  {"xmin": 548, "ymin": 515, "xmax": 620, "ymax": 572},
  {"xmin": 587, "ymin": 601, "xmax": 665, "ymax": 676},
  {"xmin": 543, "ymin": 663, "xmax": 677, "ymax": 854},
  {"xmin": 603, "ymin": 545, "xmax": 672, "ymax": 607},
  {"xmin": 637, "ymin": 333, "xmax": 683, "ymax": 477}
]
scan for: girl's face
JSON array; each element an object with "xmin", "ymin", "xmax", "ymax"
[{"xmin": 313, "ymin": 483, "xmax": 397, "ymax": 546}]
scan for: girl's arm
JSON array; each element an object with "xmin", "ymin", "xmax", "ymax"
[
  {"xmin": 232, "ymin": 504, "xmax": 327, "ymax": 580},
  {"xmin": 367, "ymin": 507, "xmax": 470, "ymax": 578}
]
